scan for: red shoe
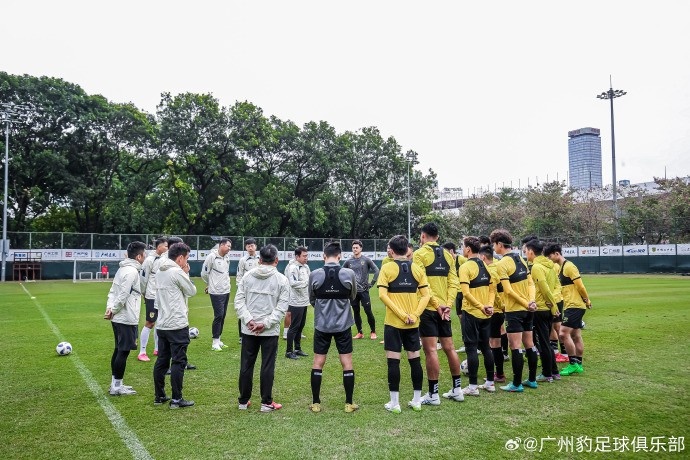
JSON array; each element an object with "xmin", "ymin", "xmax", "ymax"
[
  {"xmin": 555, "ymin": 353, "xmax": 569, "ymax": 363},
  {"xmin": 370, "ymin": 332, "xmax": 378, "ymax": 340},
  {"xmin": 137, "ymin": 353, "xmax": 150, "ymax": 362},
  {"xmin": 153, "ymin": 350, "xmax": 158, "ymax": 356},
  {"xmin": 260, "ymin": 401, "xmax": 282, "ymax": 412},
  {"xmin": 494, "ymin": 373, "xmax": 506, "ymax": 383},
  {"xmin": 353, "ymin": 333, "xmax": 364, "ymax": 339}
]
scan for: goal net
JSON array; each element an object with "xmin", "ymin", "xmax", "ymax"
[{"xmin": 73, "ymin": 260, "xmax": 118, "ymax": 283}]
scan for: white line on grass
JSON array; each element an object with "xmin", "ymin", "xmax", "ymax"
[{"xmin": 20, "ymin": 283, "xmax": 154, "ymax": 460}]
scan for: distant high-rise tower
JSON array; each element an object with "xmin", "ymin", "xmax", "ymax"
[{"xmin": 568, "ymin": 127, "xmax": 602, "ymax": 189}]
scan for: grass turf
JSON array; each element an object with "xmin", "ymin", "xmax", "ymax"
[{"xmin": 1, "ymin": 275, "xmax": 689, "ymax": 459}]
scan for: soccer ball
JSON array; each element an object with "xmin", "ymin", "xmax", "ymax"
[
  {"xmin": 460, "ymin": 359, "xmax": 469, "ymax": 375},
  {"xmin": 189, "ymin": 327, "xmax": 199, "ymax": 339},
  {"xmin": 56, "ymin": 342, "xmax": 72, "ymax": 356},
  {"xmin": 581, "ymin": 320, "xmax": 586, "ymax": 329}
]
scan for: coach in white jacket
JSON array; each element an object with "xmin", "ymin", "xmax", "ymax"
[
  {"xmin": 104, "ymin": 242, "xmax": 147, "ymax": 396},
  {"xmin": 201, "ymin": 238, "xmax": 232, "ymax": 351},
  {"xmin": 284, "ymin": 246, "xmax": 311, "ymax": 359},
  {"xmin": 234, "ymin": 244, "xmax": 289, "ymax": 412},
  {"xmin": 153, "ymin": 242, "xmax": 197, "ymax": 409}
]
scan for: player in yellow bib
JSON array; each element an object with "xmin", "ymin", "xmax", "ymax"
[
  {"xmin": 456, "ymin": 237, "xmax": 496, "ymax": 397},
  {"xmin": 543, "ymin": 243, "xmax": 592, "ymax": 376},
  {"xmin": 378, "ymin": 235, "xmax": 431, "ymax": 413},
  {"xmin": 490, "ymin": 229, "xmax": 538, "ymax": 393}
]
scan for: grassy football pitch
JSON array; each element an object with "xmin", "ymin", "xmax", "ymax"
[{"xmin": 1, "ymin": 275, "xmax": 688, "ymax": 459}]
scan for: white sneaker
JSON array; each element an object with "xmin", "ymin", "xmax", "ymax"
[
  {"xmin": 420, "ymin": 393, "xmax": 441, "ymax": 406},
  {"xmin": 238, "ymin": 401, "xmax": 251, "ymax": 410},
  {"xmin": 384, "ymin": 402, "xmax": 401, "ymax": 413},
  {"xmin": 282, "ymin": 331, "xmax": 288, "ymax": 340},
  {"xmin": 456, "ymin": 346, "xmax": 466, "ymax": 353},
  {"xmin": 301, "ymin": 334, "xmax": 307, "ymax": 338},
  {"xmin": 436, "ymin": 342, "xmax": 443, "ymax": 350},
  {"xmin": 407, "ymin": 400, "xmax": 422, "ymax": 411},
  {"xmin": 219, "ymin": 341, "xmax": 228, "ymax": 349},
  {"xmin": 109, "ymin": 385, "xmax": 137, "ymax": 396},
  {"xmin": 211, "ymin": 344, "xmax": 223, "ymax": 352},
  {"xmin": 480, "ymin": 382, "xmax": 496, "ymax": 393},
  {"xmin": 441, "ymin": 388, "xmax": 465, "ymax": 402},
  {"xmin": 462, "ymin": 386, "xmax": 480, "ymax": 397}
]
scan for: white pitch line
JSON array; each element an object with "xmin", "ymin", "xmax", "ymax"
[{"xmin": 20, "ymin": 283, "xmax": 154, "ymax": 460}]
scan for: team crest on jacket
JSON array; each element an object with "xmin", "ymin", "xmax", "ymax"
[{"xmin": 149, "ymin": 312, "xmax": 155, "ymax": 319}]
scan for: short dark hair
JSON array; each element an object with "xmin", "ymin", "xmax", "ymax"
[
  {"xmin": 521, "ymin": 235, "xmax": 539, "ymax": 246},
  {"xmin": 442, "ymin": 241, "xmax": 457, "ymax": 252},
  {"xmin": 421, "ymin": 222, "xmax": 439, "ymax": 238},
  {"xmin": 524, "ymin": 239, "xmax": 544, "ymax": 255},
  {"xmin": 294, "ymin": 246, "xmax": 308, "ymax": 257},
  {"xmin": 260, "ymin": 244, "xmax": 278, "ymax": 263},
  {"xmin": 127, "ymin": 241, "xmax": 147, "ymax": 259},
  {"xmin": 352, "ymin": 239, "xmax": 363, "ymax": 248},
  {"xmin": 478, "ymin": 235, "xmax": 491, "ymax": 246},
  {"xmin": 463, "ymin": 236, "xmax": 481, "ymax": 254},
  {"xmin": 245, "ymin": 238, "xmax": 257, "ymax": 247},
  {"xmin": 489, "ymin": 229, "xmax": 513, "ymax": 247},
  {"xmin": 388, "ymin": 235, "xmax": 409, "ymax": 256},
  {"xmin": 167, "ymin": 236, "xmax": 183, "ymax": 246},
  {"xmin": 168, "ymin": 242, "xmax": 190, "ymax": 260},
  {"xmin": 153, "ymin": 237, "xmax": 167, "ymax": 248},
  {"xmin": 478, "ymin": 245, "xmax": 493, "ymax": 260},
  {"xmin": 220, "ymin": 238, "xmax": 231, "ymax": 246},
  {"xmin": 543, "ymin": 243, "xmax": 562, "ymax": 257},
  {"xmin": 323, "ymin": 241, "xmax": 342, "ymax": 258}
]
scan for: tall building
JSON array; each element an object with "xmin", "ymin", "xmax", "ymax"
[{"xmin": 568, "ymin": 127, "xmax": 602, "ymax": 189}]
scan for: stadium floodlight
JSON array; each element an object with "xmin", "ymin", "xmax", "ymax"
[
  {"xmin": 596, "ymin": 77, "xmax": 626, "ymax": 239},
  {"xmin": 1, "ymin": 102, "xmax": 29, "ymax": 282}
]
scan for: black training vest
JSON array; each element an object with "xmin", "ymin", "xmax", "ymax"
[
  {"xmin": 468, "ymin": 258, "xmax": 491, "ymax": 289},
  {"xmin": 505, "ymin": 253, "xmax": 528, "ymax": 284},
  {"xmin": 387, "ymin": 260, "xmax": 419, "ymax": 293},
  {"xmin": 559, "ymin": 260, "xmax": 575, "ymax": 286},
  {"xmin": 313, "ymin": 265, "xmax": 351, "ymax": 299},
  {"xmin": 425, "ymin": 246, "xmax": 450, "ymax": 278}
]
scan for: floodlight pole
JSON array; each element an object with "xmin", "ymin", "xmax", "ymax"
[
  {"xmin": 406, "ymin": 152, "xmax": 414, "ymax": 241},
  {"xmin": 2, "ymin": 114, "xmax": 10, "ymax": 282},
  {"xmin": 596, "ymin": 77, "xmax": 626, "ymax": 241},
  {"xmin": 1, "ymin": 103, "xmax": 27, "ymax": 282}
]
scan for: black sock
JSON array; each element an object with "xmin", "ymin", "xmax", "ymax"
[
  {"xmin": 387, "ymin": 358, "xmax": 400, "ymax": 392},
  {"xmin": 569, "ymin": 356, "xmax": 577, "ymax": 365},
  {"xmin": 428, "ymin": 379, "xmax": 439, "ymax": 396},
  {"xmin": 574, "ymin": 356, "xmax": 582, "ymax": 365},
  {"xmin": 501, "ymin": 333, "xmax": 508, "ymax": 353},
  {"xmin": 311, "ymin": 369, "xmax": 322, "ymax": 404},
  {"xmin": 452, "ymin": 374, "xmax": 462, "ymax": 389},
  {"xmin": 550, "ymin": 340, "xmax": 559, "ymax": 352},
  {"xmin": 408, "ymin": 357, "xmax": 423, "ymax": 391},
  {"xmin": 343, "ymin": 369, "xmax": 355, "ymax": 404},
  {"xmin": 511, "ymin": 349, "xmax": 524, "ymax": 387},
  {"xmin": 560, "ymin": 341, "xmax": 567, "ymax": 354},
  {"xmin": 525, "ymin": 347, "xmax": 538, "ymax": 382},
  {"xmin": 492, "ymin": 347, "xmax": 504, "ymax": 376}
]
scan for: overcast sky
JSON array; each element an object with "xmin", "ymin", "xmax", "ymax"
[{"xmin": 4, "ymin": 1, "xmax": 690, "ymax": 194}]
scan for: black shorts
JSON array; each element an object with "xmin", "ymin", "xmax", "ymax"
[
  {"xmin": 314, "ymin": 329, "xmax": 353, "ymax": 355},
  {"xmin": 383, "ymin": 325, "xmax": 421, "ymax": 353},
  {"xmin": 419, "ymin": 309, "xmax": 453, "ymax": 338},
  {"xmin": 490, "ymin": 312, "xmax": 505, "ymax": 338},
  {"xmin": 144, "ymin": 298, "xmax": 158, "ymax": 323},
  {"xmin": 552, "ymin": 300, "xmax": 564, "ymax": 323},
  {"xmin": 112, "ymin": 322, "xmax": 138, "ymax": 351},
  {"xmin": 562, "ymin": 308, "xmax": 586, "ymax": 329},
  {"xmin": 461, "ymin": 312, "xmax": 491, "ymax": 345},
  {"xmin": 505, "ymin": 311, "xmax": 534, "ymax": 334}
]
